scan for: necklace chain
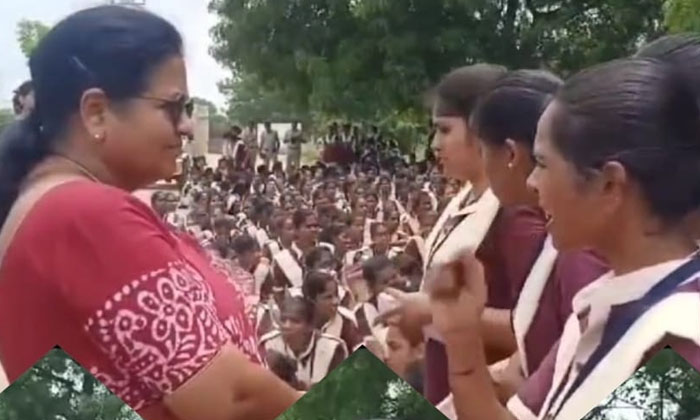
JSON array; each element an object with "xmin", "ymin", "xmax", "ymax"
[{"xmin": 54, "ymin": 155, "xmax": 102, "ymax": 183}]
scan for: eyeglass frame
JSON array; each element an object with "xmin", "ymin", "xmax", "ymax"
[{"xmin": 135, "ymin": 95, "xmax": 194, "ymax": 128}]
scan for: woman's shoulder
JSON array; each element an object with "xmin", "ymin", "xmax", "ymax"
[{"xmin": 31, "ymin": 181, "xmax": 160, "ymax": 229}]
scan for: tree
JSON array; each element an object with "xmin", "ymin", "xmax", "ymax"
[
  {"xmin": 209, "ymin": 0, "xmax": 665, "ymax": 148},
  {"xmin": 664, "ymin": 0, "xmax": 700, "ymax": 32},
  {"xmin": 583, "ymin": 348, "xmax": 700, "ymax": 420},
  {"xmin": 16, "ymin": 19, "xmax": 51, "ymax": 59},
  {"xmin": 0, "ymin": 348, "xmax": 142, "ymax": 420},
  {"xmin": 276, "ymin": 348, "xmax": 445, "ymax": 420}
]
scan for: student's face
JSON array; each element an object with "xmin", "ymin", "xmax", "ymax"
[
  {"xmin": 384, "ymin": 324, "xmax": 423, "ymax": 380},
  {"xmin": 418, "ymin": 194, "xmax": 433, "ymax": 214},
  {"xmin": 298, "ymin": 215, "xmax": 320, "ymax": 245},
  {"xmin": 314, "ymin": 280, "xmax": 340, "ymax": 321},
  {"xmin": 280, "ymin": 307, "xmax": 311, "ymax": 343},
  {"xmin": 365, "ymin": 195, "xmax": 378, "ymax": 212},
  {"xmin": 385, "ymin": 212, "xmax": 400, "ymax": 233},
  {"xmin": 481, "ymin": 140, "xmax": 535, "ymax": 207},
  {"xmin": 337, "ymin": 230, "xmax": 352, "ymax": 256},
  {"xmin": 326, "ymin": 184, "xmax": 337, "ymax": 199},
  {"xmin": 431, "ymin": 113, "xmax": 483, "ymax": 182},
  {"xmin": 372, "ymin": 225, "xmax": 391, "ymax": 254},
  {"xmin": 528, "ymin": 102, "xmax": 609, "ymax": 251}
]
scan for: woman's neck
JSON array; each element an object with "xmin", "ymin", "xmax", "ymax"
[
  {"xmin": 598, "ymin": 222, "xmax": 697, "ymax": 276},
  {"xmin": 467, "ymin": 173, "xmax": 489, "ymax": 199},
  {"xmin": 53, "ymin": 147, "xmax": 129, "ymax": 190}
]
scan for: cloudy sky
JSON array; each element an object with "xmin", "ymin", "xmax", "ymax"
[{"xmin": 0, "ymin": 0, "xmax": 229, "ymax": 111}]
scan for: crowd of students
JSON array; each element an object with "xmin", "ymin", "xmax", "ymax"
[
  {"xmin": 153, "ymin": 150, "xmax": 451, "ymax": 393},
  {"xmin": 0, "ymin": 5, "xmax": 699, "ymax": 420}
]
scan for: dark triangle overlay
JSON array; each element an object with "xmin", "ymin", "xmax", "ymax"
[
  {"xmin": 0, "ymin": 346, "xmax": 142, "ymax": 420},
  {"xmin": 275, "ymin": 346, "xmax": 448, "ymax": 420},
  {"xmin": 582, "ymin": 347, "xmax": 700, "ymax": 420}
]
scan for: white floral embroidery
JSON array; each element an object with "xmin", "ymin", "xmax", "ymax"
[{"xmin": 85, "ymin": 260, "xmax": 246, "ymax": 410}]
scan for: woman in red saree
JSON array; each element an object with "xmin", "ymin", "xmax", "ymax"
[{"xmin": 0, "ymin": 6, "xmax": 298, "ymax": 420}]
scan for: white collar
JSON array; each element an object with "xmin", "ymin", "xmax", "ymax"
[{"xmin": 572, "ymin": 254, "xmax": 697, "ymax": 314}]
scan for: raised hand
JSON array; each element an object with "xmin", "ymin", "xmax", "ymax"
[{"xmin": 424, "ymin": 252, "xmax": 487, "ymax": 337}]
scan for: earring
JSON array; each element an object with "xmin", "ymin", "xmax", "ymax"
[
  {"xmin": 507, "ymin": 162, "xmax": 514, "ymax": 169},
  {"xmin": 94, "ymin": 133, "xmax": 103, "ymax": 141}
]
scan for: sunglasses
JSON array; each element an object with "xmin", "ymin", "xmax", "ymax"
[{"xmin": 137, "ymin": 95, "xmax": 194, "ymax": 127}]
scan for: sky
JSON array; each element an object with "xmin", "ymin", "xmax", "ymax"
[{"xmin": 0, "ymin": 0, "xmax": 230, "ymax": 111}]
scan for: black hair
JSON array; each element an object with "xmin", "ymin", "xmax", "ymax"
[
  {"xmin": 636, "ymin": 34, "xmax": 700, "ymax": 97},
  {"xmin": 304, "ymin": 246, "xmax": 334, "ymax": 270},
  {"xmin": 0, "ymin": 6, "xmax": 183, "ymax": 226},
  {"xmin": 433, "ymin": 64, "xmax": 508, "ymax": 120},
  {"xmin": 362, "ymin": 255, "xmax": 393, "ymax": 288},
  {"xmin": 302, "ymin": 269, "xmax": 336, "ymax": 301},
  {"xmin": 473, "ymin": 69, "xmax": 562, "ymax": 149},
  {"xmin": 550, "ymin": 57, "xmax": 700, "ymax": 223},
  {"xmin": 231, "ymin": 234, "xmax": 258, "ymax": 255},
  {"xmin": 280, "ymin": 296, "xmax": 314, "ymax": 324},
  {"xmin": 318, "ymin": 225, "xmax": 342, "ymax": 244},
  {"xmin": 292, "ymin": 208, "xmax": 314, "ymax": 229},
  {"xmin": 12, "ymin": 80, "xmax": 33, "ymax": 115}
]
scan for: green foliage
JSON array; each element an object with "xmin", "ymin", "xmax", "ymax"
[
  {"xmin": 0, "ymin": 348, "xmax": 142, "ymax": 420},
  {"xmin": 16, "ymin": 19, "xmax": 51, "ymax": 59},
  {"xmin": 276, "ymin": 348, "xmax": 446, "ymax": 420},
  {"xmin": 210, "ymin": 0, "xmax": 666, "ymax": 149},
  {"xmin": 583, "ymin": 348, "xmax": 700, "ymax": 420},
  {"xmin": 664, "ymin": 0, "xmax": 700, "ymax": 32}
]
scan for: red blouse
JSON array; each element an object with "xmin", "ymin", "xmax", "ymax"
[{"xmin": 0, "ymin": 181, "xmax": 261, "ymax": 419}]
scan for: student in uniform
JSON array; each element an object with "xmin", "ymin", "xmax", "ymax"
[
  {"xmin": 303, "ymin": 270, "xmax": 363, "ymax": 352},
  {"xmin": 259, "ymin": 296, "xmax": 348, "ymax": 390},
  {"xmin": 355, "ymin": 256, "xmax": 406, "ymax": 344},
  {"xmin": 305, "ymin": 246, "xmax": 353, "ymax": 308},
  {"xmin": 470, "ymin": 69, "xmax": 609, "ymax": 397},
  {"xmin": 428, "ymin": 57, "xmax": 700, "ymax": 420},
  {"xmin": 379, "ymin": 314, "xmax": 426, "ymax": 393},
  {"xmin": 379, "ymin": 64, "xmax": 548, "ymax": 405}
]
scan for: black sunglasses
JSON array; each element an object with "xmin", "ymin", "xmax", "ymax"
[{"xmin": 137, "ymin": 95, "xmax": 194, "ymax": 127}]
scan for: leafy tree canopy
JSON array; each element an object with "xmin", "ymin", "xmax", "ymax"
[
  {"xmin": 210, "ymin": 0, "xmax": 665, "ymax": 141},
  {"xmin": 16, "ymin": 19, "xmax": 51, "ymax": 59}
]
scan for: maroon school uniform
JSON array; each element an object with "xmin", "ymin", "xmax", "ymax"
[
  {"xmin": 516, "ymin": 245, "xmax": 608, "ymax": 377},
  {"xmin": 508, "ymin": 254, "xmax": 700, "ymax": 420},
  {"xmin": 424, "ymin": 205, "xmax": 548, "ymax": 405}
]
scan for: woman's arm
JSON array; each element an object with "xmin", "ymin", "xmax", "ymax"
[
  {"xmin": 481, "ymin": 308, "xmax": 517, "ymax": 364},
  {"xmin": 444, "ymin": 331, "xmax": 517, "ymax": 420},
  {"xmin": 164, "ymin": 343, "xmax": 300, "ymax": 420},
  {"xmin": 427, "ymin": 255, "xmax": 517, "ymax": 420}
]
